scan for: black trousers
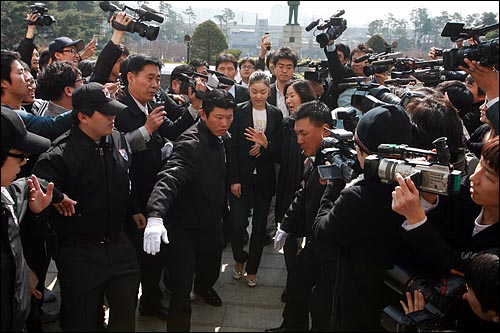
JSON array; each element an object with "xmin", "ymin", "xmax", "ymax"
[
  {"xmin": 281, "ymin": 241, "xmax": 335, "ymax": 332},
  {"xmin": 283, "ymin": 236, "xmax": 301, "ymax": 291},
  {"xmin": 56, "ymin": 233, "xmax": 139, "ymax": 332},
  {"xmin": 166, "ymin": 226, "xmax": 224, "ymax": 332},
  {"xmin": 282, "ymin": 242, "xmax": 319, "ymax": 331},
  {"xmin": 229, "ymin": 176, "xmax": 273, "ymax": 274}
]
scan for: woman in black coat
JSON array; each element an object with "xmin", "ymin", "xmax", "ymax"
[{"xmin": 228, "ymin": 71, "xmax": 283, "ymax": 287}]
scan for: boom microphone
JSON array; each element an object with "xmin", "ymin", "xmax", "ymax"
[
  {"xmin": 354, "ymin": 53, "xmax": 371, "ymax": 63},
  {"xmin": 305, "ymin": 19, "xmax": 320, "ymax": 32}
]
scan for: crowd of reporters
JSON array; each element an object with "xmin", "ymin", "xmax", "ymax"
[{"xmin": 1, "ymin": 5, "xmax": 499, "ymax": 333}]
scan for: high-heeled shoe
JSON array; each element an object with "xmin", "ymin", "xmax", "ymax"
[
  {"xmin": 233, "ymin": 262, "xmax": 244, "ymax": 280},
  {"xmin": 246, "ymin": 276, "xmax": 257, "ymax": 287},
  {"xmin": 232, "ymin": 269, "xmax": 243, "ymax": 280}
]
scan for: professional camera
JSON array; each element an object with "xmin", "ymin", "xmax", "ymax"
[
  {"xmin": 381, "ymin": 265, "xmax": 466, "ymax": 332},
  {"xmin": 349, "ymin": 83, "xmax": 401, "ymax": 114},
  {"xmin": 299, "ymin": 60, "xmax": 330, "ymax": 84},
  {"xmin": 206, "ymin": 69, "xmax": 236, "ymax": 89},
  {"xmin": 25, "ymin": 3, "xmax": 56, "ymax": 27},
  {"xmin": 305, "ymin": 10, "xmax": 347, "ymax": 48},
  {"xmin": 99, "ymin": 1, "xmax": 164, "ymax": 41},
  {"xmin": 364, "ymin": 64, "xmax": 389, "ymax": 76},
  {"xmin": 364, "ymin": 137, "xmax": 462, "ymax": 196},
  {"xmin": 331, "ymin": 106, "xmax": 359, "ymax": 132},
  {"xmin": 316, "ymin": 127, "xmax": 360, "ymax": 183},
  {"xmin": 176, "ymin": 72, "xmax": 208, "ymax": 99},
  {"xmin": 440, "ymin": 22, "xmax": 499, "ymax": 70}
]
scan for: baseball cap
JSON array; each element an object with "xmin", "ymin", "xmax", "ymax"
[
  {"xmin": 1, "ymin": 109, "xmax": 51, "ymax": 155},
  {"xmin": 355, "ymin": 105, "xmax": 412, "ymax": 154},
  {"xmin": 72, "ymin": 82, "xmax": 127, "ymax": 116},
  {"xmin": 48, "ymin": 37, "xmax": 85, "ymax": 56}
]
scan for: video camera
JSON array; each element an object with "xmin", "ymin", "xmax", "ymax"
[
  {"xmin": 364, "ymin": 137, "xmax": 462, "ymax": 196},
  {"xmin": 387, "ymin": 58, "xmax": 466, "ymax": 86},
  {"xmin": 176, "ymin": 72, "xmax": 208, "ymax": 99},
  {"xmin": 316, "ymin": 127, "xmax": 360, "ymax": 183},
  {"xmin": 99, "ymin": 1, "xmax": 164, "ymax": 41},
  {"xmin": 381, "ymin": 265, "xmax": 466, "ymax": 332},
  {"xmin": 176, "ymin": 71, "xmax": 235, "ymax": 99},
  {"xmin": 330, "ymin": 106, "xmax": 359, "ymax": 132},
  {"xmin": 26, "ymin": 3, "xmax": 56, "ymax": 27},
  {"xmin": 305, "ymin": 10, "xmax": 347, "ymax": 48},
  {"xmin": 342, "ymin": 78, "xmax": 429, "ymax": 113},
  {"xmin": 299, "ymin": 60, "xmax": 330, "ymax": 85},
  {"xmin": 440, "ymin": 22, "xmax": 499, "ymax": 70},
  {"xmin": 342, "ymin": 81, "xmax": 402, "ymax": 114},
  {"xmin": 206, "ymin": 69, "xmax": 236, "ymax": 89}
]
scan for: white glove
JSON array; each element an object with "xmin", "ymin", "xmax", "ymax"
[
  {"xmin": 143, "ymin": 217, "xmax": 169, "ymax": 255},
  {"xmin": 274, "ymin": 223, "xmax": 289, "ymax": 251}
]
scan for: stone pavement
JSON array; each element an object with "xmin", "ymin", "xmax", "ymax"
[{"xmin": 42, "ymin": 242, "xmax": 287, "ymax": 332}]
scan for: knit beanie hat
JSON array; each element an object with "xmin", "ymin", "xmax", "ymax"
[{"xmin": 355, "ymin": 105, "xmax": 412, "ymax": 154}]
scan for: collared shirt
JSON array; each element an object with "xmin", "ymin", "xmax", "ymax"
[
  {"xmin": 1, "ymin": 188, "xmax": 17, "ymax": 226},
  {"xmin": 276, "ymin": 85, "xmax": 289, "ymax": 118},
  {"xmin": 228, "ymin": 85, "xmax": 236, "ymax": 98},
  {"xmin": 472, "ymin": 209, "xmax": 494, "ymax": 237},
  {"xmin": 130, "ymin": 94, "xmax": 151, "ymax": 143},
  {"xmin": 401, "ymin": 195, "xmax": 439, "ymax": 231},
  {"xmin": 486, "ymin": 97, "xmax": 499, "ymax": 109}
]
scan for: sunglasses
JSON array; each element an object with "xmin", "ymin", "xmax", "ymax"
[{"xmin": 7, "ymin": 152, "xmax": 29, "ymax": 161}]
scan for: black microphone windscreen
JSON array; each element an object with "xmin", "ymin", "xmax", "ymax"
[
  {"xmin": 305, "ymin": 19, "xmax": 320, "ymax": 32},
  {"xmin": 354, "ymin": 54, "xmax": 370, "ymax": 63}
]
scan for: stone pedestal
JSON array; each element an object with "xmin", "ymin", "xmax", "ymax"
[{"xmin": 282, "ymin": 24, "xmax": 302, "ymax": 55}]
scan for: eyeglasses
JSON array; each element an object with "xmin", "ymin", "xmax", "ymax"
[
  {"xmin": 241, "ymin": 65, "xmax": 255, "ymax": 70},
  {"xmin": 59, "ymin": 49, "xmax": 78, "ymax": 55},
  {"xmin": 74, "ymin": 78, "xmax": 84, "ymax": 85},
  {"xmin": 7, "ymin": 152, "xmax": 29, "ymax": 162}
]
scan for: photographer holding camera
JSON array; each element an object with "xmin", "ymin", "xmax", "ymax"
[
  {"xmin": 460, "ymin": 58, "xmax": 499, "ymax": 136},
  {"xmin": 399, "ymin": 252, "xmax": 498, "ymax": 331},
  {"xmin": 312, "ymin": 104, "xmax": 411, "ymax": 331},
  {"xmin": 392, "ymin": 136, "xmax": 499, "ymax": 331},
  {"xmin": 17, "ymin": 12, "xmax": 42, "ymax": 80}
]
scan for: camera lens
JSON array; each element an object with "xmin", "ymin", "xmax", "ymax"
[{"xmin": 41, "ymin": 15, "xmax": 55, "ymax": 26}]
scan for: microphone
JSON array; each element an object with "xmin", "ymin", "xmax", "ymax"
[
  {"xmin": 140, "ymin": 5, "xmax": 164, "ymax": 23},
  {"xmin": 100, "ymin": 1, "xmax": 120, "ymax": 12},
  {"xmin": 296, "ymin": 59, "xmax": 311, "ymax": 67},
  {"xmin": 207, "ymin": 69, "xmax": 224, "ymax": 77},
  {"xmin": 305, "ymin": 19, "xmax": 320, "ymax": 32},
  {"xmin": 337, "ymin": 82, "xmax": 360, "ymax": 89},
  {"xmin": 354, "ymin": 53, "xmax": 371, "ymax": 63},
  {"xmin": 332, "ymin": 9, "xmax": 345, "ymax": 18},
  {"xmin": 205, "ymin": 70, "xmax": 234, "ymax": 85},
  {"xmin": 217, "ymin": 76, "xmax": 235, "ymax": 86}
]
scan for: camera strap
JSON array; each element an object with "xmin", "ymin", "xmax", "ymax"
[{"xmin": 111, "ymin": 20, "xmax": 128, "ymax": 32}]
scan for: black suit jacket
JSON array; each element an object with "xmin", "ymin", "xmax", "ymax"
[
  {"xmin": 228, "ymin": 100, "xmax": 283, "ymax": 196},
  {"xmin": 234, "ymin": 84, "xmax": 250, "ymax": 104},
  {"xmin": 266, "ymin": 83, "xmax": 278, "ymax": 107},
  {"xmin": 89, "ymin": 40, "xmax": 122, "ymax": 84},
  {"xmin": 114, "ymin": 89, "xmax": 196, "ymax": 214},
  {"xmin": 147, "ymin": 121, "xmax": 228, "ymax": 232}
]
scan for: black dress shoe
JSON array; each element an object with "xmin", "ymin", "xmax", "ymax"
[
  {"xmin": 281, "ymin": 287, "xmax": 287, "ymax": 303},
  {"xmin": 138, "ymin": 302, "xmax": 169, "ymax": 321},
  {"xmin": 196, "ymin": 287, "xmax": 222, "ymax": 307}
]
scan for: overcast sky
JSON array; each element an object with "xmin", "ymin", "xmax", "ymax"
[{"xmin": 164, "ymin": 1, "xmax": 499, "ymax": 27}]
